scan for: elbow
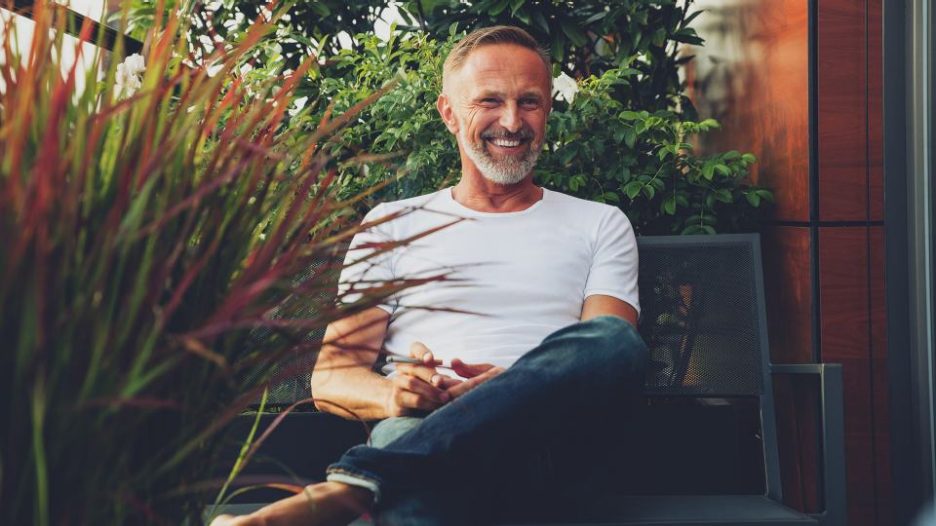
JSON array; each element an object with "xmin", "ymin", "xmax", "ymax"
[{"xmin": 309, "ymin": 369, "xmax": 330, "ymax": 412}]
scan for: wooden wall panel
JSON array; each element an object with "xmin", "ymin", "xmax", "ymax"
[
  {"xmin": 686, "ymin": 0, "xmax": 810, "ymax": 221},
  {"xmin": 763, "ymin": 227, "xmax": 813, "ymax": 364},
  {"xmin": 818, "ymin": 228, "xmax": 870, "ymax": 362},
  {"xmin": 819, "ymin": 228, "xmax": 874, "ymax": 525},
  {"xmin": 773, "ymin": 375, "xmax": 820, "ymax": 512},
  {"xmin": 818, "ymin": 0, "xmax": 869, "ymax": 220},
  {"xmin": 870, "ymin": 227, "xmax": 892, "ymax": 523},
  {"xmin": 868, "ymin": 0, "xmax": 884, "ymax": 221},
  {"xmin": 684, "ymin": 1, "xmax": 890, "ymax": 522}
]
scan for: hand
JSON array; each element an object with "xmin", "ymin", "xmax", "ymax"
[
  {"xmin": 445, "ymin": 359, "xmax": 505, "ymax": 399},
  {"xmin": 385, "ymin": 342, "xmax": 461, "ymax": 416}
]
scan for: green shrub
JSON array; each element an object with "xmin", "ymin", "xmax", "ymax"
[
  {"xmin": 131, "ymin": 0, "xmax": 773, "ymax": 234},
  {"xmin": 290, "ymin": 32, "xmax": 770, "ymax": 234}
]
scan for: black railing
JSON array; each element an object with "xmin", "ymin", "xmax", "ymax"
[{"xmin": 6, "ymin": 0, "xmax": 143, "ymax": 54}]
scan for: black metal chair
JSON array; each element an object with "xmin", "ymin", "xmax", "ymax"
[{"xmin": 211, "ymin": 234, "xmax": 846, "ymax": 526}]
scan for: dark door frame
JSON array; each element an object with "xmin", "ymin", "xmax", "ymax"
[{"xmin": 884, "ymin": 0, "xmax": 935, "ymax": 523}]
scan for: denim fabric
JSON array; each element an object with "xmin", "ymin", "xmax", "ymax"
[
  {"xmin": 325, "ymin": 316, "xmax": 649, "ymax": 525},
  {"xmin": 368, "ymin": 416, "xmax": 424, "ymax": 449}
]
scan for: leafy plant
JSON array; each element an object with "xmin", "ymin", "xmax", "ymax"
[
  {"xmin": 272, "ymin": 32, "xmax": 769, "ymax": 234},
  {"xmin": 157, "ymin": 0, "xmax": 703, "ymax": 114},
  {"xmin": 397, "ymin": 0, "xmax": 704, "ymax": 113},
  {"xmin": 538, "ymin": 67, "xmax": 771, "ymax": 234},
  {"xmin": 0, "ymin": 3, "xmax": 433, "ymax": 524},
  {"xmin": 129, "ymin": 0, "xmax": 772, "ymax": 234}
]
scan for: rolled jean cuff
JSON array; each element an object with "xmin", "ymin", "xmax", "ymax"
[{"xmin": 325, "ymin": 467, "xmax": 382, "ymax": 504}]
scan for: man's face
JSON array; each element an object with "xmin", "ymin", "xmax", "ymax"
[{"xmin": 438, "ymin": 44, "xmax": 552, "ymax": 185}]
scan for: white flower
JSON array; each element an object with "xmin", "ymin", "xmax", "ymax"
[
  {"xmin": 115, "ymin": 53, "xmax": 145, "ymax": 97},
  {"xmin": 552, "ymin": 72, "xmax": 578, "ymax": 104}
]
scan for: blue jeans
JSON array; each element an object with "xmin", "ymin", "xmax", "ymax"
[{"xmin": 326, "ymin": 316, "xmax": 648, "ymax": 525}]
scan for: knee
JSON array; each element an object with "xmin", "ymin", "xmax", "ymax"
[
  {"xmin": 368, "ymin": 416, "xmax": 424, "ymax": 448},
  {"xmin": 580, "ymin": 316, "xmax": 649, "ymax": 377}
]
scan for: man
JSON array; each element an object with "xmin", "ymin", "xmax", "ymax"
[{"xmin": 214, "ymin": 26, "xmax": 647, "ymax": 526}]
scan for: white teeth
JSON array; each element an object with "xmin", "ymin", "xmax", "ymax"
[{"xmin": 491, "ymin": 139, "xmax": 521, "ymax": 147}]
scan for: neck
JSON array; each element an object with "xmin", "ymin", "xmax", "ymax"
[{"xmin": 451, "ymin": 172, "xmax": 543, "ymax": 213}]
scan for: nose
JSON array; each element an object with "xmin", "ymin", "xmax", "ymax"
[{"xmin": 498, "ymin": 102, "xmax": 522, "ymax": 133}]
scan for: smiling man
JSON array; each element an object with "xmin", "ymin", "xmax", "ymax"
[{"xmin": 213, "ymin": 26, "xmax": 647, "ymax": 526}]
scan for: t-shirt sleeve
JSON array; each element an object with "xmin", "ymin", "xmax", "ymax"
[
  {"xmin": 336, "ymin": 204, "xmax": 397, "ymax": 314},
  {"xmin": 584, "ymin": 207, "xmax": 640, "ymax": 316}
]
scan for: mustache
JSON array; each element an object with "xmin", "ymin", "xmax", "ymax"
[{"xmin": 480, "ymin": 127, "xmax": 534, "ymax": 141}]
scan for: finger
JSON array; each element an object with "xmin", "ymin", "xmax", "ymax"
[
  {"xmin": 447, "ymin": 367, "xmax": 503, "ymax": 399},
  {"xmin": 434, "ymin": 376, "xmax": 463, "ymax": 389},
  {"xmin": 393, "ymin": 374, "xmax": 450, "ymax": 403},
  {"xmin": 396, "ymin": 362, "xmax": 440, "ymax": 385},
  {"xmin": 450, "ymin": 358, "xmax": 494, "ymax": 378},
  {"xmin": 409, "ymin": 341, "xmax": 432, "ymax": 361},
  {"xmin": 395, "ymin": 389, "xmax": 445, "ymax": 412}
]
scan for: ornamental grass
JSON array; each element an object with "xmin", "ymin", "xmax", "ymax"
[{"xmin": 0, "ymin": 1, "xmax": 434, "ymax": 523}]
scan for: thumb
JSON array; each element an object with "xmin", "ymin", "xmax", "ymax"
[{"xmin": 409, "ymin": 341, "xmax": 433, "ymax": 362}]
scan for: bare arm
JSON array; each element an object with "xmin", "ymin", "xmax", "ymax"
[
  {"xmin": 580, "ymin": 294, "xmax": 638, "ymax": 326},
  {"xmin": 311, "ymin": 307, "xmax": 392, "ymax": 420},
  {"xmin": 311, "ymin": 307, "xmax": 452, "ymax": 420}
]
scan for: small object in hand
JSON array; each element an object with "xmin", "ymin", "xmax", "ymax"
[{"xmin": 386, "ymin": 355, "xmax": 452, "ymax": 368}]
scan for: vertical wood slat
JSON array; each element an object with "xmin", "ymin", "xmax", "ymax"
[
  {"xmin": 867, "ymin": 0, "xmax": 884, "ymax": 221},
  {"xmin": 870, "ymin": 226, "xmax": 892, "ymax": 523},
  {"xmin": 819, "ymin": 227, "xmax": 875, "ymax": 525},
  {"xmin": 818, "ymin": 0, "xmax": 869, "ymax": 220},
  {"xmin": 773, "ymin": 374, "xmax": 821, "ymax": 512}
]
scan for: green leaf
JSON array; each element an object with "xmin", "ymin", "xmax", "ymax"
[
  {"xmin": 489, "ymin": 0, "xmax": 510, "ymax": 16},
  {"xmin": 663, "ymin": 196, "xmax": 676, "ymax": 215},
  {"xmin": 532, "ymin": 10, "xmax": 550, "ymax": 33},
  {"xmin": 745, "ymin": 192, "xmax": 762, "ymax": 207},
  {"xmin": 624, "ymin": 128, "xmax": 637, "ymax": 148},
  {"xmin": 702, "ymin": 161, "xmax": 715, "ymax": 181},
  {"xmin": 560, "ymin": 19, "xmax": 588, "ymax": 47},
  {"xmin": 585, "ymin": 11, "xmax": 608, "ymax": 24},
  {"xmin": 756, "ymin": 189, "xmax": 776, "ymax": 202},
  {"xmin": 624, "ymin": 181, "xmax": 643, "ymax": 199}
]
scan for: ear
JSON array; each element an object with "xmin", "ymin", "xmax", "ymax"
[{"xmin": 436, "ymin": 94, "xmax": 459, "ymax": 134}]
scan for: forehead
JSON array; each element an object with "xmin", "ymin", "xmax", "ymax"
[{"xmin": 452, "ymin": 44, "xmax": 551, "ymax": 96}]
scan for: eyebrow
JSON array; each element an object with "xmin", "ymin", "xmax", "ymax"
[{"xmin": 472, "ymin": 90, "xmax": 545, "ymax": 101}]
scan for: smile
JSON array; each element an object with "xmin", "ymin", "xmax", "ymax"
[{"xmin": 485, "ymin": 137, "xmax": 528, "ymax": 149}]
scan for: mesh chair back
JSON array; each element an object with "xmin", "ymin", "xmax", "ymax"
[
  {"xmin": 244, "ymin": 254, "xmax": 337, "ymax": 407},
  {"xmin": 637, "ymin": 235, "xmax": 768, "ymax": 397}
]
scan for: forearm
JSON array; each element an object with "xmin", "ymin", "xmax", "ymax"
[
  {"xmin": 311, "ymin": 356, "xmax": 395, "ymax": 421},
  {"xmin": 311, "ymin": 308, "xmax": 394, "ymax": 421}
]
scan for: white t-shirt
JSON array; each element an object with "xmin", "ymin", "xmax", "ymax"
[{"xmin": 338, "ymin": 187, "xmax": 639, "ymax": 377}]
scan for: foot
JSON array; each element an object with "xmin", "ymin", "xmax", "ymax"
[{"xmin": 209, "ymin": 481, "xmax": 373, "ymax": 526}]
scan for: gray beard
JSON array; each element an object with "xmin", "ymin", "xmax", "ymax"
[{"xmin": 461, "ymin": 130, "xmax": 541, "ymax": 185}]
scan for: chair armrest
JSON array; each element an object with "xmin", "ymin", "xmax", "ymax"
[{"xmin": 770, "ymin": 363, "xmax": 845, "ymax": 526}]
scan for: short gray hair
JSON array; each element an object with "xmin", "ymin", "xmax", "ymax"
[{"xmin": 442, "ymin": 26, "xmax": 551, "ymax": 91}]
